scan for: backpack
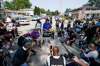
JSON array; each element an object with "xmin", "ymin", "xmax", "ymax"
[{"xmin": 49, "ymin": 55, "xmax": 66, "ymax": 66}]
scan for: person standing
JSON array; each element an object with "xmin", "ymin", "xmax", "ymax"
[
  {"xmin": 83, "ymin": 43, "xmax": 98, "ymax": 59},
  {"xmin": 60, "ymin": 21, "xmax": 64, "ymax": 31},
  {"xmin": 5, "ymin": 16, "xmax": 13, "ymax": 32},
  {"xmin": 5, "ymin": 16, "xmax": 16, "ymax": 38},
  {"xmin": 56, "ymin": 21, "xmax": 59, "ymax": 32},
  {"xmin": 46, "ymin": 46, "xmax": 66, "ymax": 66},
  {"xmin": 17, "ymin": 35, "xmax": 26, "ymax": 47},
  {"xmin": 35, "ymin": 19, "xmax": 42, "ymax": 33},
  {"xmin": 96, "ymin": 19, "xmax": 100, "ymax": 36},
  {"xmin": 43, "ymin": 19, "xmax": 52, "ymax": 31}
]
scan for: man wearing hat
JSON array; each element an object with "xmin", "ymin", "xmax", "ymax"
[{"xmin": 12, "ymin": 37, "xmax": 34, "ymax": 66}]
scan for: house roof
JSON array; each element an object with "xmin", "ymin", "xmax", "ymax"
[{"xmin": 71, "ymin": 4, "xmax": 100, "ymax": 12}]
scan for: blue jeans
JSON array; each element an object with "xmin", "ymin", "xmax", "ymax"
[{"xmin": 21, "ymin": 63, "xmax": 29, "ymax": 66}]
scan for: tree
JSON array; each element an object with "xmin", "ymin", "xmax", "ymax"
[
  {"xmin": 64, "ymin": 8, "xmax": 71, "ymax": 16},
  {"xmin": 4, "ymin": 0, "xmax": 32, "ymax": 10},
  {"xmin": 34, "ymin": 7, "xmax": 47, "ymax": 15},
  {"xmin": 34, "ymin": 6, "xmax": 41, "ymax": 15},
  {"xmin": 54, "ymin": 10, "xmax": 60, "ymax": 15},
  {"xmin": 40, "ymin": 8, "xmax": 46, "ymax": 14},
  {"xmin": 14, "ymin": 0, "xmax": 32, "ymax": 10},
  {"xmin": 46, "ymin": 10, "xmax": 60, "ymax": 16},
  {"xmin": 46, "ymin": 9, "xmax": 51, "ymax": 15},
  {"xmin": 4, "ymin": 1, "xmax": 15, "ymax": 10},
  {"xmin": 88, "ymin": 0, "xmax": 100, "ymax": 7},
  {"xmin": 65, "ymin": 8, "xmax": 71, "ymax": 14}
]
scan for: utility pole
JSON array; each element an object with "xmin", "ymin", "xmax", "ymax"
[
  {"xmin": 0, "ymin": 0, "xmax": 3, "ymax": 10},
  {"xmin": 0, "ymin": 0, "xmax": 4, "ymax": 20},
  {"xmin": 59, "ymin": 0, "xmax": 63, "ymax": 15}
]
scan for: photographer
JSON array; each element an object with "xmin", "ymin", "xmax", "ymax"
[
  {"xmin": 83, "ymin": 43, "xmax": 98, "ymax": 59},
  {"xmin": 81, "ymin": 43, "xmax": 100, "ymax": 66},
  {"xmin": 12, "ymin": 37, "xmax": 34, "ymax": 66}
]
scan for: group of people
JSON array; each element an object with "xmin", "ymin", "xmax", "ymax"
[
  {"xmin": 0, "ymin": 15, "xmax": 100, "ymax": 66},
  {"xmin": 53, "ymin": 18, "xmax": 100, "ymax": 66},
  {"xmin": 0, "ymin": 16, "xmax": 18, "ymax": 50},
  {"xmin": 33, "ymin": 18, "xmax": 100, "ymax": 66},
  {"xmin": 0, "ymin": 16, "xmax": 19, "ymax": 66}
]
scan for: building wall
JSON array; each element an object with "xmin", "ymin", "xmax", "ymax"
[
  {"xmin": 78, "ymin": 10, "xmax": 84, "ymax": 20},
  {"xmin": 5, "ymin": 8, "xmax": 34, "ymax": 17},
  {"xmin": 20, "ymin": 9, "xmax": 34, "ymax": 16},
  {"xmin": 72, "ymin": 11, "xmax": 79, "ymax": 19},
  {"xmin": 71, "ymin": 4, "xmax": 100, "ymax": 20},
  {"xmin": 72, "ymin": 9, "xmax": 100, "ymax": 20},
  {"xmin": 84, "ymin": 10, "xmax": 100, "ymax": 19}
]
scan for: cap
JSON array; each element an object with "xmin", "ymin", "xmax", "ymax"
[{"xmin": 24, "ymin": 37, "xmax": 33, "ymax": 46}]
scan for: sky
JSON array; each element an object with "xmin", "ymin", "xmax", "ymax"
[{"xmin": 32, "ymin": 0, "xmax": 88, "ymax": 12}]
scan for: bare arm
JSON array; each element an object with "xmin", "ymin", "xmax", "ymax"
[
  {"xmin": 77, "ymin": 59, "xmax": 89, "ymax": 66},
  {"xmin": 73, "ymin": 56, "xmax": 89, "ymax": 66}
]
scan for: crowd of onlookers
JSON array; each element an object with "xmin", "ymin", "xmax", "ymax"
[
  {"xmin": 55, "ymin": 18, "xmax": 100, "ymax": 66},
  {"xmin": 0, "ymin": 16, "xmax": 100, "ymax": 66},
  {"xmin": 0, "ymin": 16, "xmax": 18, "ymax": 49}
]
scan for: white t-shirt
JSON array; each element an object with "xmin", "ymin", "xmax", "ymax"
[
  {"xmin": 64, "ymin": 20, "xmax": 69, "ymax": 28},
  {"xmin": 84, "ymin": 50, "xmax": 99, "ymax": 59},
  {"xmin": 6, "ymin": 17, "xmax": 12, "ymax": 23},
  {"xmin": 36, "ymin": 23, "xmax": 41, "ymax": 29},
  {"xmin": 59, "ymin": 22, "xmax": 62, "ymax": 28}
]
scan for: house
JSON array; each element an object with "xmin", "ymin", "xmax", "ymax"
[
  {"xmin": 71, "ymin": 4, "xmax": 100, "ymax": 20},
  {"xmin": 19, "ymin": 9, "xmax": 34, "ymax": 16},
  {"xmin": 5, "ymin": 8, "xmax": 34, "ymax": 17}
]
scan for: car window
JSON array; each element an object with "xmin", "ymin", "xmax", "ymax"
[
  {"xmin": 16, "ymin": 17, "xmax": 19, "ymax": 20},
  {"xmin": 20, "ymin": 18, "xmax": 27, "ymax": 20}
]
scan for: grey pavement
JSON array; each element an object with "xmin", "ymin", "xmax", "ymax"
[
  {"xmin": 15, "ymin": 19, "xmax": 80, "ymax": 66},
  {"xmin": 28, "ymin": 37, "xmax": 80, "ymax": 66}
]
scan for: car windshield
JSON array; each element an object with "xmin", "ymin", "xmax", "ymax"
[{"xmin": 33, "ymin": 16, "xmax": 39, "ymax": 18}]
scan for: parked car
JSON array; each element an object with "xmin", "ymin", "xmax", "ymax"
[
  {"xmin": 16, "ymin": 17, "xmax": 30, "ymax": 25},
  {"xmin": 32, "ymin": 15, "xmax": 40, "ymax": 21}
]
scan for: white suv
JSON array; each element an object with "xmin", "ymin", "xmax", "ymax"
[{"xmin": 16, "ymin": 17, "xmax": 30, "ymax": 25}]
